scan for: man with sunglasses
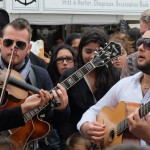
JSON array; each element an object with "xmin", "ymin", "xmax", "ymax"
[
  {"xmin": 121, "ymin": 9, "xmax": 150, "ymax": 78},
  {"xmin": 77, "ymin": 29, "xmax": 150, "ymax": 148},
  {"xmin": 0, "ymin": 18, "xmax": 69, "ymax": 149}
]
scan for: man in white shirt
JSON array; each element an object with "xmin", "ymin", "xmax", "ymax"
[
  {"xmin": 77, "ymin": 29, "xmax": 150, "ymax": 148},
  {"xmin": 121, "ymin": 9, "xmax": 150, "ymax": 78}
]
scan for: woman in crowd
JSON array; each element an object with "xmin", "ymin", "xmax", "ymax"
[
  {"xmin": 65, "ymin": 33, "xmax": 81, "ymax": 52},
  {"xmin": 46, "ymin": 44, "xmax": 76, "ymax": 149},
  {"xmin": 109, "ymin": 32, "xmax": 130, "ymax": 77},
  {"xmin": 47, "ymin": 44, "xmax": 76, "ymax": 86},
  {"xmin": 58, "ymin": 27, "xmax": 120, "ymax": 148}
]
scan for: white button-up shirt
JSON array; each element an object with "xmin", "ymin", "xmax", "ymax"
[{"xmin": 77, "ymin": 71, "xmax": 150, "ymax": 146}]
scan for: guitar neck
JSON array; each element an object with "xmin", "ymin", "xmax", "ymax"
[
  {"xmin": 117, "ymin": 101, "xmax": 150, "ymax": 136},
  {"xmin": 24, "ymin": 61, "xmax": 96, "ymax": 122},
  {"xmin": 59, "ymin": 61, "xmax": 95, "ymax": 90},
  {"xmin": 139, "ymin": 101, "xmax": 150, "ymax": 118}
]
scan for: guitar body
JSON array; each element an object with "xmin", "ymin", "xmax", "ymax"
[
  {"xmin": 28, "ymin": 115, "xmax": 52, "ymax": 143},
  {"xmin": 0, "ymin": 99, "xmax": 51, "ymax": 150},
  {"xmin": 97, "ymin": 101, "xmax": 140, "ymax": 150},
  {"xmin": 0, "ymin": 121, "xmax": 34, "ymax": 150}
]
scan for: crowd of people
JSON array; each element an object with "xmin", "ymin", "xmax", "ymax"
[{"xmin": 0, "ymin": 8, "xmax": 150, "ymax": 150}]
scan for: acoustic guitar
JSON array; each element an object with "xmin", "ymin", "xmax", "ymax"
[
  {"xmin": 96, "ymin": 101, "xmax": 150, "ymax": 150},
  {"xmin": 0, "ymin": 42, "xmax": 121, "ymax": 150}
]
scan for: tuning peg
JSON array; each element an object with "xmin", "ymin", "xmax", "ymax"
[
  {"xmin": 105, "ymin": 64, "xmax": 108, "ymax": 68},
  {"xmin": 98, "ymin": 47, "xmax": 103, "ymax": 51},
  {"xmin": 95, "ymin": 48, "xmax": 99, "ymax": 51},
  {"xmin": 94, "ymin": 50, "xmax": 98, "ymax": 55}
]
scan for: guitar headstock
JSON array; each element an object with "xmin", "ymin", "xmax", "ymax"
[{"xmin": 92, "ymin": 42, "xmax": 121, "ymax": 67}]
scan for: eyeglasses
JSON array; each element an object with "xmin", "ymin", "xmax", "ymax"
[
  {"xmin": 136, "ymin": 37, "xmax": 150, "ymax": 50},
  {"xmin": 56, "ymin": 56, "xmax": 74, "ymax": 64},
  {"xmin": 3, "ymin": 39, "xmax": 27, "ymax": 50}
]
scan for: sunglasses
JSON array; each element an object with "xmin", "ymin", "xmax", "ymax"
[
  {"xmin": 3, "ymin": 39, "xmax": 27, "ymax": 50},
  {"xmin": 136, "ymin": 37, "xmax": 150, "ymax": 50},
  {"xmin": 56, "ymin": 56, "xmax": 74, "ymax": 64}
]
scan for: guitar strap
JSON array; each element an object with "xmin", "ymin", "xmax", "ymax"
[
  {"xmin": 29, "ymin": 66, "xmax": 37, "ymax": 87},
  {"xmin": 84, "ymin": 76, "xmax": 97, "ymax": 104},
  {"xmin": 29, "ymin": 67, "xmax": 51, "ymax": 149},
  {"xmin": 84, "ymin": 76, "xmax": 99, "ymax": 150},
  {"xmin": 29, "ymin": 66, "xmax": 39, "ymax": 150}
]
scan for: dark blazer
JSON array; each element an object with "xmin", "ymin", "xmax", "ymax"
[
  {"xmin": 0, "ymin": 106, "xmax": 25, "ymax": 132},
  {"xmin": 29, "ymin": 52, "xmax": 47, "ymax": 69}
]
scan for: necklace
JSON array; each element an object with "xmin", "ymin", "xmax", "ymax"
[{"xmin": 141, "ymin": 78, "xmax": 150, "ymax": 90}]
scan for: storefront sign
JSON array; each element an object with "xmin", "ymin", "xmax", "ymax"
[
  {"xmin": 12, "ymin": 0, "xmax": 150, "ymax": 15},
  {"xmin": 43, "ymin": 0, "xmax": 150, "ymax": 14}
]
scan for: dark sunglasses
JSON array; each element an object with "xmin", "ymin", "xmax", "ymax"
[
  {"xmin": 136, "ymin": 37, "xmax": 150, "ymax": 50},
  {"xmin": 3, "ymin": 39, "xmax": 27, "ymax": 50},
  {"xmin": 56, "ymin": 56, "xmax": 74, "ymax": 64}
]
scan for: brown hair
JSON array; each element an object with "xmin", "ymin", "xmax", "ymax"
[
  {"xmin": 2, "ymin": 18, "xmax": 32, "ymax": 42},
  {"xmin": 109, "ymin": 32, "xmax": 134, "ymax": 55},
  {"xmin": 66, "ymin": 132, "xmax": 92, "ymax": 150}
]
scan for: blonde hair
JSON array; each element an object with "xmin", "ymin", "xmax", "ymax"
[
  {"xmin": 109, "ymin": 32, "xmax": 135, "ymax": 55},
  {"xmin": 66, "ymin": 132, "xmax": 92, "ymax": 150},
  {"xmin": 140, "ymin": 9, "xmax": 150, "ymax": 24}
]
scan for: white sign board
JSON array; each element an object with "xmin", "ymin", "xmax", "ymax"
[
  {"xmin": 43, "ymin": 0, "xmax": 150, "ymax": 14},
  {"xmin": 11, "ymin": 0, "xmax": 150, "ymax": 15}
]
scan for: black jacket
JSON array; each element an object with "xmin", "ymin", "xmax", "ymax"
[
  {"xmin": 0, "ymin": 106, "xmax": 25, "ymax": 132},
  {"xmin": 58, "ymin": 67, "xmax": 119, "ymax": 143},
  {"xmin": 29, "ymin": 52, "xmax": 47, "ymax": 69}
]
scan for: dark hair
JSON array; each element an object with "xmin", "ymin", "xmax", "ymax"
[
  {"xmin": 53, "ymin": 31, "xmax": 64, "ymax": 44},
  {"xmin": 2, "ymin": 18, "xmax": 32, "ymax": 42},
  {"xmin": 47, "ymin": 44, "xmax": 76, "ymax": 85},
  {"xmin": 127, "ymin": 27, "xmax": 141, "ymax": 52},
  {"xmin": 65, "ymin": 33, "xmax": 81, "ymax": 46},
  {"xmin": 77, "ymin": 27, "xmax": 119, "ymax": 97},
  {"xmin": 77, "ymin": 27, "xmax": 108, "ymax": 68},
  {"xmin": 0, "ymin": 8, "xmax": 10, "ymax": 37}
]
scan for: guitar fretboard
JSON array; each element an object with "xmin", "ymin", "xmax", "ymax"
[
  {"xmin": 0, "ymin": 130, "xmax": 11, "ymax": 139},
  {"xmin": 59, "ymin": 62, "xmax": 95, "ymax": 90},
  {"xmin": 117, "ymin": 101, "xmax": 150, "ymax": 136}
]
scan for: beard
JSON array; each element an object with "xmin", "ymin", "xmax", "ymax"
[{"xmin": 137, "ymin": 61, "xmax": 150, "ymax": 75}]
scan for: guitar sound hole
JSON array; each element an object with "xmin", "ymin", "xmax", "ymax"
[{"xmin": 109, "ymin": 130, "xmax": 115, "ymax": 142}]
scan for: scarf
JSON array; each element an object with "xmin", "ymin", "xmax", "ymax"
[{"xmin": 0, "ymin": 54, "xmax": 31, "ymax": 80}]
